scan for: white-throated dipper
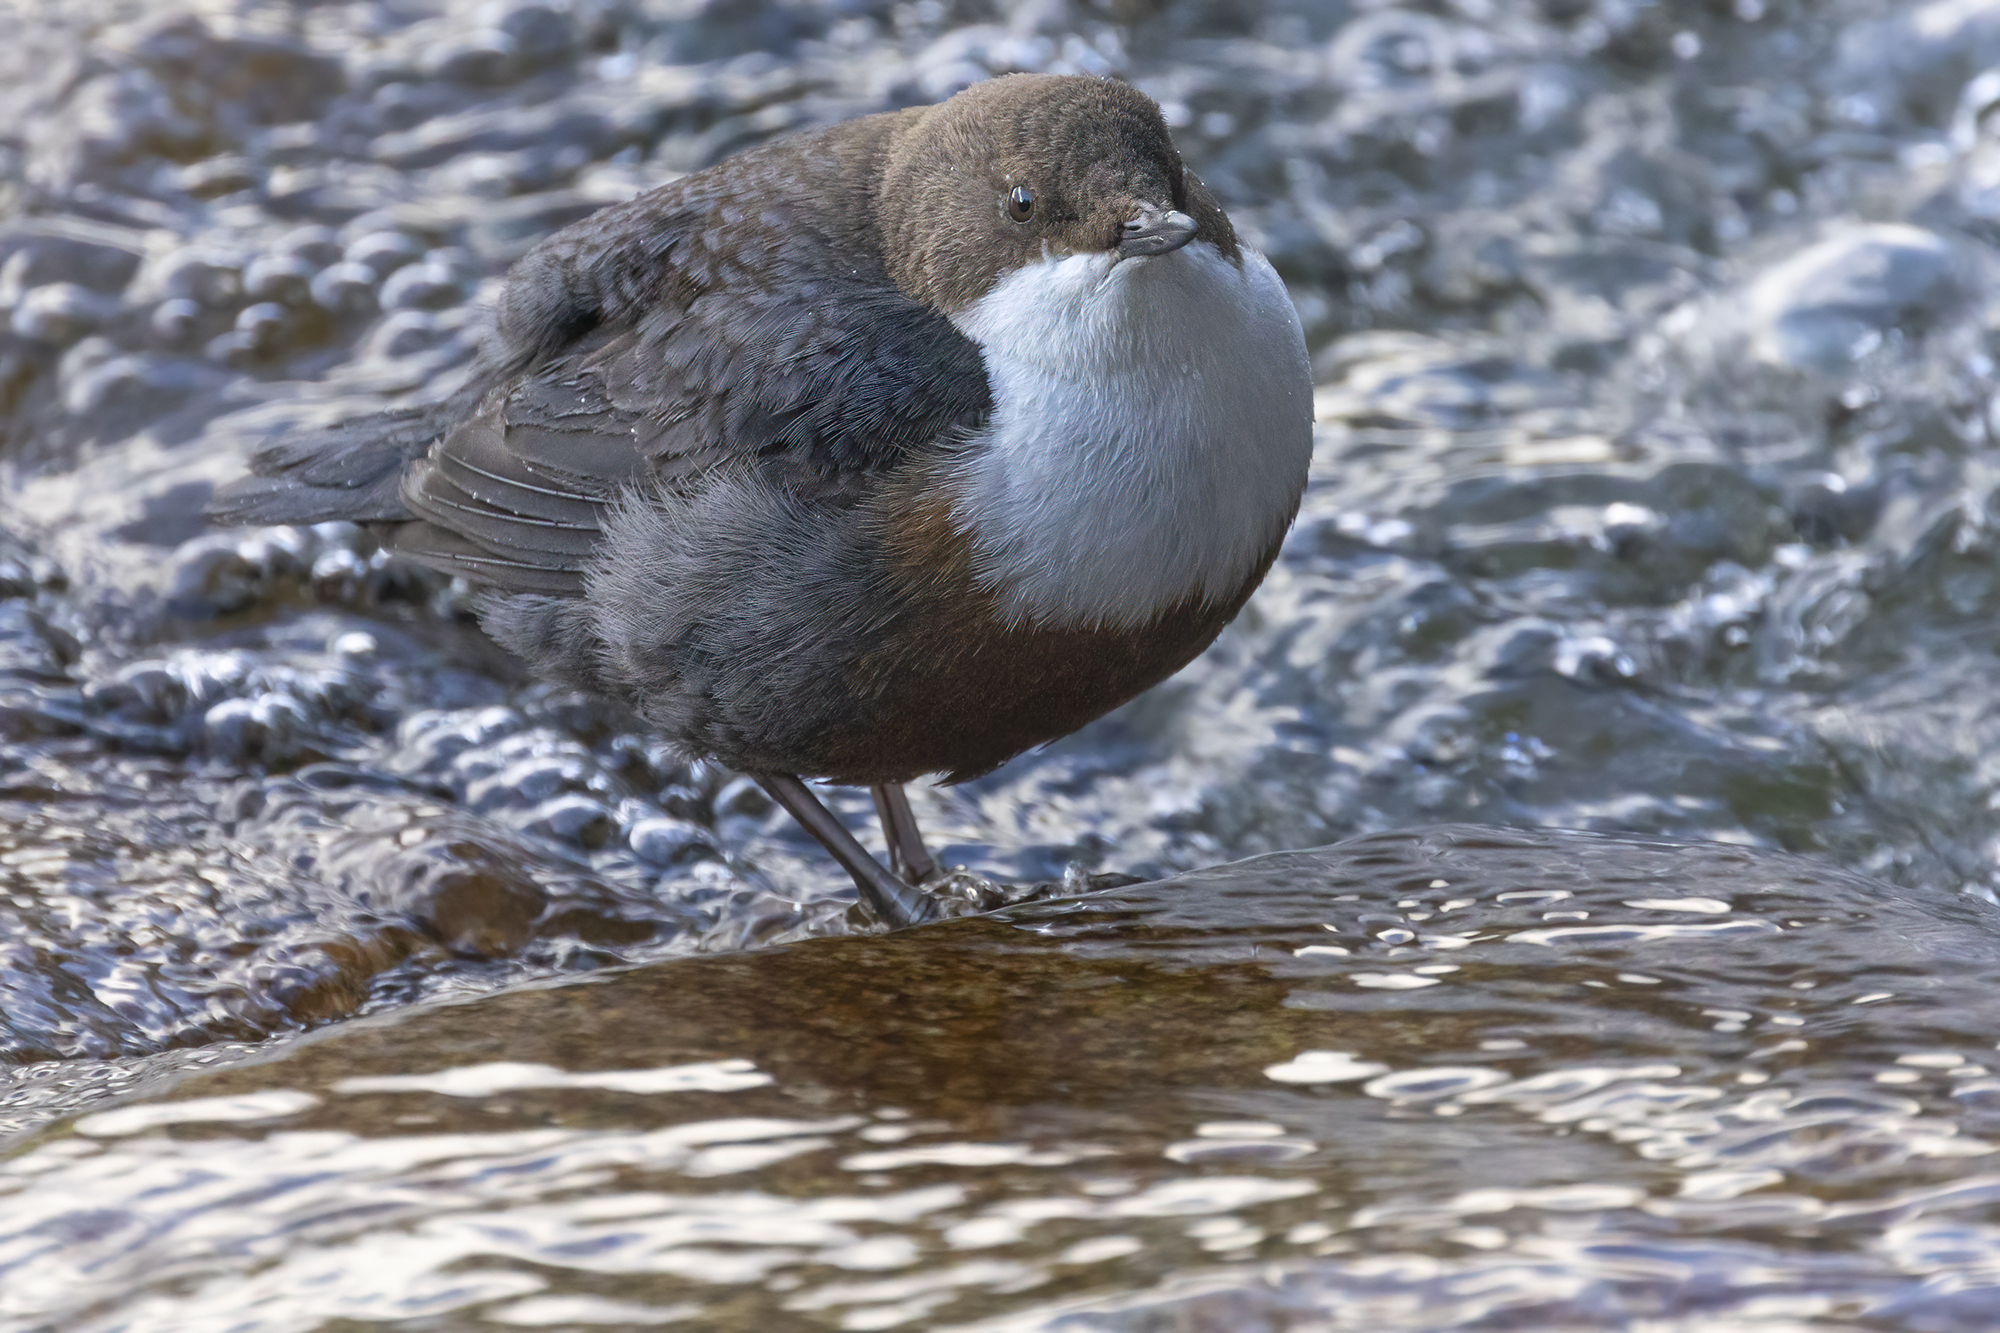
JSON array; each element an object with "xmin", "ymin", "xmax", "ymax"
[{"xmin": 210, "ymin": 74, "xmax": 1314, "ymax": 928}]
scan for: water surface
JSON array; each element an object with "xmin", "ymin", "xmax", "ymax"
[
  {"xmin": 11, "ymin": 827, "xmax": 2000, "ymax": 1329},
  {"xmin": 7, "ymin": 0, "xmax": 2000, "ymax": 1324}
]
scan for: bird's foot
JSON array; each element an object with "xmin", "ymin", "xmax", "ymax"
[
  {"xmin": 754, "ymin": 773, "xmax": 939, "ymax": 928},
  {"xmin": 924, "ymin": 864, "xmax": 1152, "ymax": 915}
]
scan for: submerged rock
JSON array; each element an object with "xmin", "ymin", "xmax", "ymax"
[
  {"xmin": 1740, "ymin": 225, "xmax": 1976, "ymax": 372},
  {"xmin": 7, "ymin": 825, "xmax": 1999, "ymax": 1329}
]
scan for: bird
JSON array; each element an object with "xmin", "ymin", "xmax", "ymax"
[{"xmin": 209, "ymin": 73, "xmax": 1315, "ymax": 928}]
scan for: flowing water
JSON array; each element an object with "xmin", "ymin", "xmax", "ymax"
[
  {"xmin": 6, "ymin": 0, "xmax": 2000, "ymax": 1326},
  {"xmin": 13, "ymin": 828, "xmax": 2000, "ymax": 1329}
]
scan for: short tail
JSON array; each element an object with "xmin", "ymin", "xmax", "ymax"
[{"xmin": 205, "ymin": 404, "xmax": 450, "ymax": 526}]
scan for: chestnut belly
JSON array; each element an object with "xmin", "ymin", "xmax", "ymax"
[
  {"xmin": 759, "ymin": 533, "xmax": 1284, "ymax": 786},
  {"xmin": 493, "ymin": 477, "xmax": 1290, "ymax": 788},
  {"xmin": 803, "ymin": 596, "xmax": 1236, "ymax": 784}
]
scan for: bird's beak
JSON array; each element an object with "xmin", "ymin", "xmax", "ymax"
[{"xmin": 1117, "ymin": 206, "xmax": 1198, "ymax": 258}]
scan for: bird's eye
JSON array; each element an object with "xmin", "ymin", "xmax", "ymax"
[{"xmin": 1006, "ymin": 185, "xmax": 1035, "ymax": 222}]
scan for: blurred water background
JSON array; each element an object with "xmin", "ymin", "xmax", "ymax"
[{"xmin": 8, "ymin": 0, "xmax": 2000, "ymax": 1327}]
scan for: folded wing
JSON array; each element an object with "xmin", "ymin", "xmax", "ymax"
[{"xmin": 210, "ymin": 126, "xmax": 991, "ymax": 597}]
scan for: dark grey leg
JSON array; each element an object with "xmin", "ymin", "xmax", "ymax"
[
  {"xmin": 754, "ymin": 773, "xmax": 938, "ymax": 928},
  {"xmin": 870, "ymin": 782, "xmax": 938, "ymax": 885}
]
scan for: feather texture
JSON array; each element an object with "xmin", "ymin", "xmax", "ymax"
[
  {"xmin": 210, "ymin": 111, "xmax": 992, "ymax": 592},
  {"xmin": 206, "ymin": 74, "xmax": 1311, "ymax": 786}
]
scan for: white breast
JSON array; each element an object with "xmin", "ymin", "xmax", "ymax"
[{"xmin": 947, "ymin": 240, "xmax": 1313, "ymax": 633}]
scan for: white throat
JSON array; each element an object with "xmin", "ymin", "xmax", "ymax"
[{"xmin": 947, "ymin": 241, "xmax": 1313, "ymax": 632}]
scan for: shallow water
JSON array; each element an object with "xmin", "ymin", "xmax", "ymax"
[
  {"xmin": 7, "ymin": 0, "xmax": 2000, "ymax": 1323},
  {"xmin": 11, "ymin": 827, "xmax": 2000, "ymax": 1330}
]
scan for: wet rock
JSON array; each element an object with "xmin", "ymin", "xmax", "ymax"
[
  {"xmin": 147, "ymin": 296, "xmax": 204, "ymax": 346},
  {"xmin": 627, "ymin": 815, "xmax": 719, "ymax": 866},
  {"xmin": 306, "ymin": 543, "xmax": 402, "ymax": 605},
  {"xmin": 712, "ymin": 774, "xmax": 772, "ymax": 820},
  {"xmin": 201, "ymin": 691, "xmax": 316, "ymax": 766},
  {"xmin": 60, "ymin": 348, "xmax": 212, "ymax": 427},
  {"xmin": 367, "ymin": 79, "xmax": 461, "ymax": 133},
  {"xmin": 377, "ymin": 260, "xmax": 465, "ymax": 311},
  {"xmin": 230, "ymin": 300, "xmax": 292, "ymax": 352},
  {"xmin": 241, "ymin": 254, "xmax": 318, "ymax": 306},
  {"xmin": 1738, "ymin": 225, "xmax": 1973, "ymax": 371},
  {"xmin": 341, "ymin": 230, "xmax": 424, "ymax": 278},
  {"xmin": 165, "ymin": 529, "xmax": 314, "ymax": 617},
  {"xmin": 495, "ymin": 3, "xmax": 579, "ymax": 67},
  {"xmin": 372, "ymin": 102, "xmax": 621, "ymax": 171},
  {"xmin": 170, "ymin": 536, "xmax": 279, "ymax": 615},
  {"xmin": 176, "ymin": 154, "xmax": 258, "ymax": 199},
  {"xmin": 273, "ymin": 930, "xmax": 425, "ymax": 1022},
  {"xmin": 126, "ymin": 15, "xmax": 346, "ymax": 130},
  {"xmin": 34, "ymin": 65, "xmax": 214, "ymax": 189},
  {"xmin": 13, "ymin": 827, "xmax": 2000, "ymax": 1329},
  {"xmin": 307, "ymin": 261, "xmax": 382, "ymax": 317},
  {"xmin": 363, "ymin": 309, "xmax": 446, "ymax": 357},
  {"xmin": 420, "ymin": 31, "xmax": 526, "ymax": 88},
  {"xmin": 137, "ymin": 247, "xmax": 242, "ymax": 306},
  {"xmin": 0, "ymin": 223, "xmax": 144, "ymax": 297},
  {"xmin": 332, "ymin": 822, "xmax": 549, "ymax": 956},
  {"xmin": 520, "ymin": 792, "xmax": 618, "ymax": 848},
  {"xmin": 273, "ymin": 224, "xmax": 345, "ymax": 268},
  {"xmin": 8, "ymin": 283, "xmax": 121, "ymax": 346},
  {"xmin": 1835, "ymin": 0, "xmax": 2000, "ymax": 128},
  {"xmin": 463, "ymin": 748, "xmax": 609, "ymax": 814}
]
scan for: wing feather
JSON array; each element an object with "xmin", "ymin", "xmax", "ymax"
[{"xmin": 211, "ymin": 116, "xmax": 991, "ymax": 594}]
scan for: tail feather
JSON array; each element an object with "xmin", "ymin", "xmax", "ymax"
[{"xmin": 206, "ymin": 404, "xmax": 448, "ymax": 526}]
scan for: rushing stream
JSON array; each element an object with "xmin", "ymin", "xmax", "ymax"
[{"xmin": 8, "ymin": 0, "xmax": 2000, "ymax": 1327}]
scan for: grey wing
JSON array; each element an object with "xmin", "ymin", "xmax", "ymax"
[
  {"xmin": 385, "ymin": 275, "xmax": 992, "ymax": 595},
  {"xmin": 211, "ymin": 152, "xmax": 991, "ymax": 594}
]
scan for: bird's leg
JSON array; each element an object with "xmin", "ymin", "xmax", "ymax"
[
  {"xmin": 870, "ymin": 782, "xmax": 939, "ymax": 885},
  {"xmin": 754, "ymin": 773, "xmax": 938, "ymax": 928}
]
